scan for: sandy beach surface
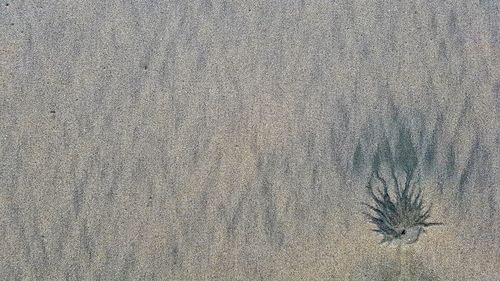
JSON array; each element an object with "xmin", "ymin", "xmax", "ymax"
[{"xmin": 1, "ymin": 1, "xmax": 499, "ymax": 280}]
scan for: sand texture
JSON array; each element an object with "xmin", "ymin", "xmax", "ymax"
[{"xmin": 0, "ymin": 0, "xmax": 499, "ymax": 280}]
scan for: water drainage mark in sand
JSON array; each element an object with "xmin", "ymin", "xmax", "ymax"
[{"xmin": 362, "ymin": 139, "xmax": 442, "ymax": 246}]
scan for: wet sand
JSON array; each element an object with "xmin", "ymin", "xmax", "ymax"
[{"xmin": 0, "ymin": 1, "xmax": 499, "ymax": 280}]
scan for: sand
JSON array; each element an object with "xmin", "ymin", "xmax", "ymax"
[{"xmin": 0, "ymin": 0, "xmax": 499, "ymax": 280}]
